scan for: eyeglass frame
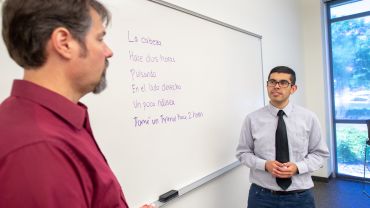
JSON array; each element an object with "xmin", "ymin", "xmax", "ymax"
[{"xmin": 266, "ymin": 79, "xmax": 293, "ymax": 88}]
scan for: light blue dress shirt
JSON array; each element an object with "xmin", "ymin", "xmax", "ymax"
[{"xmin": 236, "ymin": 102, "xmax": 329, "ymax": 191}]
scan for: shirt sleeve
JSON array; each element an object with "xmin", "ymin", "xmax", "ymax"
[
  {"xmin": 236, "ymin": 116, "xmax": 266, "ymax": 171},
  {"xmin": 295, "ymin": 114, "xmax": 330, "ymax": 174},
  {"xmin": 0, "ymin": 141, "xmax": 89, "ymax": 208}
]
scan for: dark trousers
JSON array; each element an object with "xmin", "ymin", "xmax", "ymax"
[{"xmin": 248, "ymin": 183, "xmax": 315, "ymax": 208}]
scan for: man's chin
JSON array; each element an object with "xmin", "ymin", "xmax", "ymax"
[
  {"xmin": 92, "ymin": 79, "xmax": 107, "ymax": 94},
  {"xmin": 93, "ymin": 62, "xmax": 109, "ymax": 94},
  {"xmin": 92, "ymin": 72, "xmax": 107, "ymax": 94}
]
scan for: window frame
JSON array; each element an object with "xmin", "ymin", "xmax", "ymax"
[{"xmin": 325, "ymin": 0, "xmax": 370, "ymax": 180}]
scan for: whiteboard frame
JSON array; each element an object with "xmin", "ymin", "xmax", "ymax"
[{"xmin": 149, "ymin": 0, "xmax": 262, "ymax": 39}]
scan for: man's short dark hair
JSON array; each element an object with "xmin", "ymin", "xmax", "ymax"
[
  {"xmin": 268, "ymin": 66, "xmax": 296, "ymax": 85},
  {"xmin": 2, "ymin": 0, "xmax": 111, "ymax": 69}
]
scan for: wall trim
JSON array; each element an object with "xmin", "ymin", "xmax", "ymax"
[{"xmin": 312, "ymin": 173, "xmax": 333, "ymax": 183}]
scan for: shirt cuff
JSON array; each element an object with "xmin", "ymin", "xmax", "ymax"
[
  {"xmin": 255, "ymin": 158, "xmax": 266, "ymax": 171},
  {"xmin": 295, "ymin": 161, "xmax": 308, "ymax": 174}
]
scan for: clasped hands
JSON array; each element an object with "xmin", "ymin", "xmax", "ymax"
[{"xmin": 265, "ymin": 160, "xmax": 298, "ymax": 178}]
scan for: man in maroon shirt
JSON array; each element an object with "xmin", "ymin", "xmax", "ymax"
[{"xmin": 0, "ymin": 0, "xmax": 154, "ymax": 207}]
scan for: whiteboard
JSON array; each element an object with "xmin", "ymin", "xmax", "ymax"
[{"xmin": 0, "ymin": 0, "xmax": 264, "ymax": 207}]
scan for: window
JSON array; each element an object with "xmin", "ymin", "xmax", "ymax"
[{"xmin": 326, "ymin": 0, "xmax": 370, "ymax": 179}]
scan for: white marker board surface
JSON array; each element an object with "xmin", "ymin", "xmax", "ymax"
[{"xmin": 0, "ymin": 0, "xmax": 264, "ymax": 206}]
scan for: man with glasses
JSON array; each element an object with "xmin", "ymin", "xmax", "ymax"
[{"xmin": 236, "ymin": 66, "xmax": 329, "ymax": 208}]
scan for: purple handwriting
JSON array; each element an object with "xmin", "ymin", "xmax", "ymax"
[
  {"xmin": 128, "ymin": 50, "xmax": 175, "ymax": 64},
  {"xmin": 132, "ymin": 98, "xmax": 176, "ymax": 110},
  {"xmin": 130, "ymin": 68, "xmax": 157, "ymax": 81},
  {"xmin": 129, "ymin": 50, "xmax": 143, "ymax": 62},
  {"xmin": 128, "ymin": 31, "xmax": 162, "ymax": 46},
  {"xmin": 131, "ymin": 83, "xmax": 182, "ymax": 94},
  {"xmin": 160, "ymin": 55, "xmax": 175, "ymax": 63},
  {"xmin": 148, "ymin": 83, "xmax": 182, "ymax": 92},
  {"xmin": 133, "ymin": 111, "xmax": 204, "ymax": 127}
]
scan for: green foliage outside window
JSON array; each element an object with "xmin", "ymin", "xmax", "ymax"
[
  {"xmin": 332, "ymin": 16, "xmax": 370, "ymax": 120},
  {"xmin": 337, "ymin": 127, "xmax": 369, "ymax": 163},
  {"xmin": 331, "ymin": 17, "xmax": 370, "ymax": 92}
]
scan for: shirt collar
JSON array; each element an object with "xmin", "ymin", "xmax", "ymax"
[
  {"xmin": 11, "ymin": 80, "xmax": 87, "ymax": 129},
  {"xmin": 268, "ymin": 101, "xmax": 293, "ymax": 117}
]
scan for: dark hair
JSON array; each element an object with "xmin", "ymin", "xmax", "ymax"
[
  {"xmin": 268, "ymin": 66, "xmax": 296, "ymax": 85},
  {"xmin": 2, "ymin": 0, "xmax": 111, "ymax": 69}
]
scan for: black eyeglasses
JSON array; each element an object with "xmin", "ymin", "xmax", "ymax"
[{"xmin": 267, "ymin": 79, "xmax": 292, "ymax": 88}]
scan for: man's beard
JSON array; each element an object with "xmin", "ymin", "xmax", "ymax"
[{"xmin": 93, "ymin": 59, "xmax": 109, "ymax": 94}]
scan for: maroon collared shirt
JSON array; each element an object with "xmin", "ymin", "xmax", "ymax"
[{"xmin": 0, "ymin": 80, "xmax": 129, "ymax": 208}]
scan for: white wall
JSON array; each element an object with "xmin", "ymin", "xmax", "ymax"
[
  {"xmin": 299, "ymin": 0, "xmax": 333, "ymax": 178},
  {"xmin": 0, "ymin": 0, "xmax": 333, "ymax": 207}
]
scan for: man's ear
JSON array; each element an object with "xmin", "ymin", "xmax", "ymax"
[
  {"xmin": 50, "ymin": 27, "xmax": 76, "ymax": 59},
  {"xmin": 290, "ymin": 84, "xmax": 298, "ymax": 94}
]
